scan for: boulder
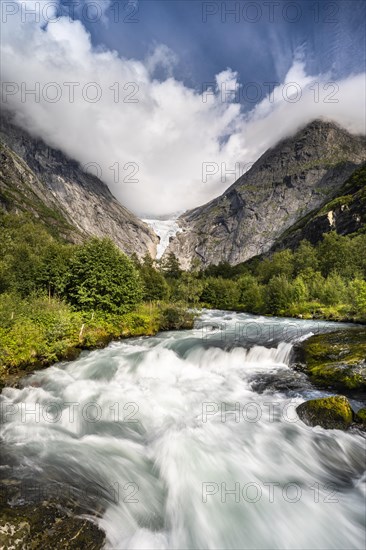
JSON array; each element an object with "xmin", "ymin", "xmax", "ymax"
[
  {"xmin": 0, "ymin": 480, "xmax": 105, "ymax": 549},
  {"xmin": 292, "ymin": 328, "xmax": 366, "ymax": 392},
  {"xmin": 296, "ymin": 395, "xmax": 353, "ymax": 430},
  {"xmin": 355, "ymin": 407, "xmax": 366, "ymax": 425}
]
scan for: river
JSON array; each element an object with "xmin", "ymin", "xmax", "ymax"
[{"xmin": 1, "ymin": 311, "xmax": 365, "ymax": 549}]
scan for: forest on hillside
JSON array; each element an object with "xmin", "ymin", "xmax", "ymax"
[{"xmin": 1, "ymin": 209, "xmax": 365, "ymax": 377}]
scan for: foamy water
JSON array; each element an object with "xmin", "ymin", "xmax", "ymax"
[{"xmin": 1, "ymin": 311, "xmax": 365, "ymax": 549}]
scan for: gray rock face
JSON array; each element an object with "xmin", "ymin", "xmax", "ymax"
[
  {"xmin": 270, "ymin": 163, "xmax": 366, "ymax": 251},
  {"xmin": 165, "ymin": 120, "xmax": 366, "ymax": 268},
  {"xmin": 0, "ymin": 113, "xmax": 158, "ymax": 258}
]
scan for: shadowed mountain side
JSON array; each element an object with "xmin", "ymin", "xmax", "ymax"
[
  {"xmin": 0, "ymin": 113, "xmax": 158, "ymax": 257},
  {"xmin": 165, "ymin": 120, "xmax": 366, "ymax": 268}
]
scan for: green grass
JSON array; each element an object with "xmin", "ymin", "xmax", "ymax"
[{"xmin": 0, "ymin": 294, "xmax": 195, "ymax": 387}]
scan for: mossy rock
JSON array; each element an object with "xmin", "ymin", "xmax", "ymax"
[
  {"xmin": 296, "ymin": 395, "xmax": 354, "ymax": 430},
  {"xmin": 0, "ymin": 500, "xmax": 105, "ymax": 549},
  {"xmin": 355, "ymin": 407, "xmax": 366, "ymax": 425},
  {"xmin": 293, "ymin": 328, "xmax": 366, "ymax": 391}
]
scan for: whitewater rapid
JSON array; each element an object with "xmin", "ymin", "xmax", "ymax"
[{"xmin": 1, "ymin": 311, "xmax": 365, "ymax": 549}]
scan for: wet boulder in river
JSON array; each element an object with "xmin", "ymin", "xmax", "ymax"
[{"xmin": 296, "ymin": 395, "xmax": 354, "ymax": 430}]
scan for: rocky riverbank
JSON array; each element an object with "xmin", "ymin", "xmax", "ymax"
[
  {"xmin": 0, "ymin": 480, "xmax": 105, "ymax": 549},
  {"xmin": 296, "ymin": 395, "xmax": 366, "ymax": 431},
  {"xmin": 292, "ymin": 327, "xmax": 366, "ymax": 431},
  {"xmin": 292, "ymin": 327, "xmax": 366, "ymax": 393}
]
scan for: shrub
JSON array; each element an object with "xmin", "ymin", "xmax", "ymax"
[
  {"xmin": 201, "ymin": 278, "xmax": 240, "ymax": 310},
  {"xmin": 65, "ymin": 238, "xmax": 143, "ymax": 313},
  {"xmin": 237, "ymin": 275, "xmax": 265, "ymax": 313},
  {"xmin": 266, "ymin": 275, "xmax": 293, "ymax": 314}
]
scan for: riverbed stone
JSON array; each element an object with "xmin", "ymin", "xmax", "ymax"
[
  {"xmin": 296, "ymin": 395, "xmax": 354, "ymax": 429},
  {"xmin": 354, "ymin": 407, "xmax": 366, "ymax": 425},
  {"xmin": 0, "ymin": 489, "xmax": 105, "ymax": 550},
  {"xmin": 292, "ymin": 328, "xmax": 366, "ymax": 392}
]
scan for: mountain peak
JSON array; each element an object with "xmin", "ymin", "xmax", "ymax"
[{"xmin": 165, "ymin": 119, "xmax": 366, "ymax": 268}]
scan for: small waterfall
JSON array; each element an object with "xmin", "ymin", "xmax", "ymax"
[{"xmin": 244, "ymin": 341, "xmax": 293, "ymax": 365}]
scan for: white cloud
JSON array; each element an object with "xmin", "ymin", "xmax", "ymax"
[
  {"xmin": 66, "ymin": 0, "xmax": 112, "ymax": 25},
  {"xmin": 145, "ymin": 44, "xmax": 178, "ymax": 78},
  {"xmin": 1, "ymin": 1, "xmax": 365, "ymax": 216}
]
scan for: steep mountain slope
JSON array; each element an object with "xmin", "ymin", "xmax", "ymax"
[
  {"xmin": 271, "ymin": 163, "xmax": 366, "ymax": 250},
  {"xmin": 165, "ymin": 120, "xmax": 366, "ymax": 268},
  {"xmin": 0, "ymin": 141, "xmax": 78, "ymax": 241},
  {"xmin": 0, "ymin": 114, "xmax": 158, "ymax": 257}
]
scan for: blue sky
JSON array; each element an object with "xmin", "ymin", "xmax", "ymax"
[
  {"xmin": 3, "ymin": 0, "xmax": 365, "ymax": 215},
  {"xmin": 83, "ymin": 0, "xmax": 365, "ymax": 100}
]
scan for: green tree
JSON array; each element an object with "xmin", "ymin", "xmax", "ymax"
[
  {"xmin": 129, "ymin": 252, "xmax": 141, "ymax": 268},
  {"xmin": 266, "ymin": 275, "xmax": 293, "ymax": 314},
  {"xmin": 294, "ymin": 240, "xmax": 319, "ymax": 274},
  {"xmin": 65, "ymin": 238, "xmax": 142, "ymax": 313},
  {"xmin": 0, "ymin": 219, "xmax": 54, "ymax": 296},
  {"xmin": 350, "ymin": 235, "xmax": 366, "ymax": 278},
  {"xmin": 299, "ymin": 268, "xmax": 325, "ymax": 301},
  {"xmin": 201, "ymin": 277, "xmax": 240, "ymax": 310},
  {"xmin": 37, "ymin": 242, "xmax": 73, "ymax": 297},
  {"xmin": 160, "ymin": 252, "xmax": 182, "ymax": 279},
  {"xmin": 190, "ymin": 257, "xmax": 202, "ymax": 274},
  {"xmin": 317, "ymin": 232, "xmax": 357, "ymax": 279},
  {"xmin": 256, "ymin": 250, "xmax": 294, "ymax": 283},
  {"xmin": 173, "ymin": 272, "xmax": 204, "ymax": 304},
  {"xmin": 140, "ymin": 255, "xmax": 169, "ymax": 301},
  {"xmin": 291, "ymin": 276, "xmax": 309, "ymax": 303},
  {"xmin": 348, "ymin": 279, "xmax": 366, "ymax": 315},
  {"xmin": 237, "ymin": 275, "xmax": 265, "ymax": 313},
  {"xmin": 204, "ymin": 261, "xmax": 234, "ymax": 279},
  {"xmin": 5, "ymin": 243, "xmax": 44, "ymax": 296},
  {"xmin": 319, "ymin": 272, "xmax": 347, "ymax": 306}
]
